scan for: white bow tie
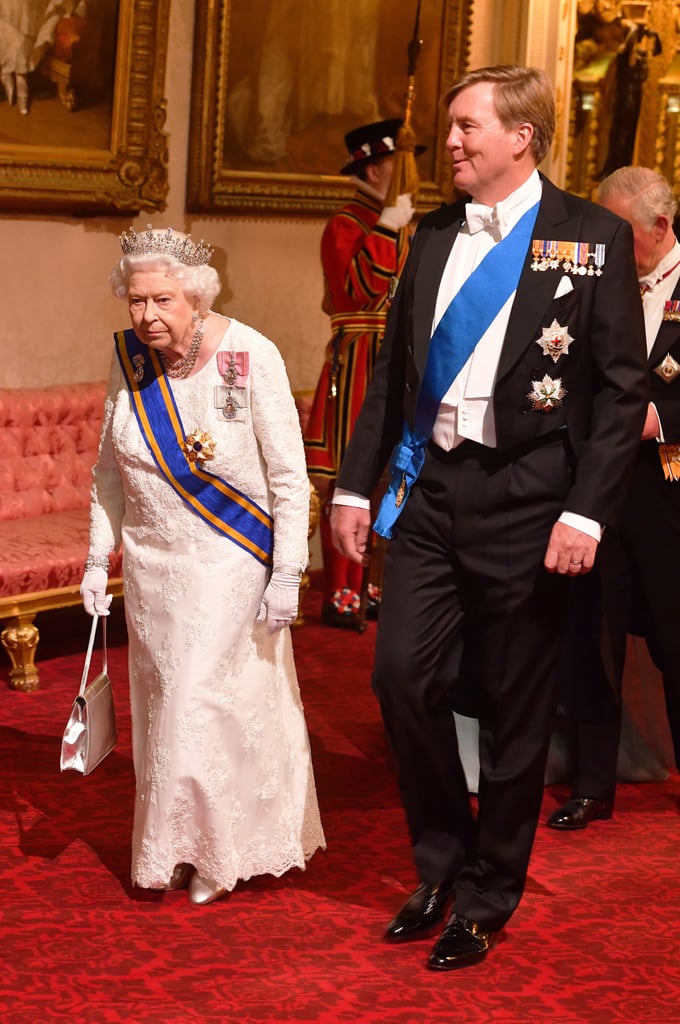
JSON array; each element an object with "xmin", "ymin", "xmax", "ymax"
[{"xmin": 465, "ymin": 201, "xmax": 506, "ymax": 237}]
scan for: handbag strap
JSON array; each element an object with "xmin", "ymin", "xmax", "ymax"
[{"xmin": 79, "ymin": 614, "xmax": 108, "ymax": 696}]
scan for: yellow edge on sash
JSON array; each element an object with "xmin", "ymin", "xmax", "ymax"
[{"xmin": 117, "ymin": 334, "xmax": 271, "ymax": 563}]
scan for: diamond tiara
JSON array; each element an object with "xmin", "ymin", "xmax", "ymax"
[{"xmin": 119, "ymin": 225, "xmax": 214, "ymax": 266}]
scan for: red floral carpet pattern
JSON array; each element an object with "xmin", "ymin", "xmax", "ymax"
[{"xmin": 1, "ymin": 576, "xmax": 680, "ymax": 1023}]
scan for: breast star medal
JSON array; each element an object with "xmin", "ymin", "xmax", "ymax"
[
  {"xmin": 527, "ymin": 375, "xmax": 567, "ymax": 411},
  {"xmin": 653, "ymin": 353, "xmax": 680, "ymax": 383},
  {"xmin": 537, "ymin": 320, "xmax": 574, "ymax": 364},
  {"xmin": 182, "ymin": 430, "xmax": 216, "ymax": 464}
]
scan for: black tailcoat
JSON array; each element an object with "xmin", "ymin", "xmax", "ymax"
[{"xmin": 336, "ymin": 175, "xmax": 649, "ymax": 929}]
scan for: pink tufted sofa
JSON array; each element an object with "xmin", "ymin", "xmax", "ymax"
[{"xmin": 0, "ymin": 382, "xmax": 123, "ymax": 692}]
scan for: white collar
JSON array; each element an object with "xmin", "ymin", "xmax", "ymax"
[
  {"xmin": 639, "ymin": 238, "xmax": 680, "ymax": 292},
  {"xmin": 465, "ymin": 171, "xmax": 542, "ymax": 238}
]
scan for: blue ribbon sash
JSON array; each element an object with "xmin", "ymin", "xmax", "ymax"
[
  {"xmin": 115, "ymin": 329, "xmax": 274, "ymax": 566},
  {"xmin": 373, "ymin": 202, "xmax": 540, "ymax": 539}
]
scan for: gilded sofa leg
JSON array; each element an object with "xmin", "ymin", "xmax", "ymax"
[
  {"xmin": 1, "ymin": 614, "xmax": 40, "ymax": 692},
  {"xmin": 293, "ymin": 479, "xmax": 321, "ymax": 629}
]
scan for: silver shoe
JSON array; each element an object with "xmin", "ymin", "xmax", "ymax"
[{"xmin": 189, "ymin": 872, "xmax": 227, "ymax": 906}]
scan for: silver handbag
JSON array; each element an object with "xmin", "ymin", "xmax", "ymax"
[{"xmin": 60, "ymin": 613, "xmax": 117, "ymax": 775}]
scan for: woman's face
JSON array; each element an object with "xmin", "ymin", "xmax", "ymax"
[
  {"xmin": 594, "ymin": 0, "xmax": 619, "ymax": 22},
  {"xmin": 127, "ymin": 270, "xmax": 198, "ymax": 354}
]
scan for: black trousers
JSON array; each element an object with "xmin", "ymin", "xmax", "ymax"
[
  {"xmin": 373, "ymin": 436, "xmax": 572, "ymax": 931},
  {"xmin": 563, "ymin": 442, "xmax": 680, "ymax": 797}
]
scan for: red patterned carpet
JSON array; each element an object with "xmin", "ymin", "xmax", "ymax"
[{"xmin": 1, "ymin": 577, "xmax": 680, "ymax": 1024}]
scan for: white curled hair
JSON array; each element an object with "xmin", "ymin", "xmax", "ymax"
[{"xmin": 109, "ymin": 253, "xmax": 221, "ymax": 317}]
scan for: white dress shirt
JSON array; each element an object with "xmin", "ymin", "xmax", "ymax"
[
  {"xmin": 638, "ymin": 239, "xmax": 680, "ymax": 350},
  {"xmin": 431, "ymin": 170, "xmax": 543, "ymax": 450}
]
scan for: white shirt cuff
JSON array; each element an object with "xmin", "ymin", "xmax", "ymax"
[
  {"xmin": 332, "ymin": 487, "xmax": 371, "ymax": 510},
  {"xmin": 335, "ymin": 492, "xmax": 602, "ymax": 539},
  {"xmin": 559, "ymin": 511, "xmax": 602, "ymax": 543}
]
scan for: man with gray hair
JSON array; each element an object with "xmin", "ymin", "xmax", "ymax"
[{"xmin": 548, "ymin": 165, "xmax": 680, "ymax": 832}]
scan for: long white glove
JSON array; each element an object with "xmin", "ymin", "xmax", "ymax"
[
  {"xmin": 257, "ymin": 568, "xmax": 301, "ymax": 633},
  {"xmin": 80, "ymin": 567, "xmax": 113, "ymax": 616},
  {"xmin": 378, "ymin": 193, "xmax": 414, "ymax": 231}
]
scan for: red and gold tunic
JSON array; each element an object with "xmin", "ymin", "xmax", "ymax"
[{"xmin": 304, "ymin": 187, "xmax": 410, "ymax": 479}]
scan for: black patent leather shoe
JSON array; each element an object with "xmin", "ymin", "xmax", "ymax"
[
  {"xmin": 427, "ymin": 914, "xmax": 495, "ymax": 971},
  {"xmin": 547, "ymin": 797, "xmax": 613, "ymax": 831},
  {"xmin": 384, "ymin": 881, "xmax": 454, "ymax": 943}
]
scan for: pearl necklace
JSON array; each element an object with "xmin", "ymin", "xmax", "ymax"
[{"xmin": 161, "ymin": 319, "xmax": 205, "ymax": 379}]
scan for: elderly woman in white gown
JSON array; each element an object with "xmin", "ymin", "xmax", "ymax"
[{"xmin": 81, "ymin": 225, "xmax": 325, "ymax": 905}]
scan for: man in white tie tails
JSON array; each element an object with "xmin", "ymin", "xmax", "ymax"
[
  {"xmin": 331, "ymin": 65, "xmax": 649, "ymax": 969},
  {"xmin": 547, "ymin": 166, "xmax": 680, "ymax": 832}
]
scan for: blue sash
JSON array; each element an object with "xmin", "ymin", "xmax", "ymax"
[
  {"xmin": 115, "ymin": 329, "xmax": 274, "ymax": 566},
  {"xmin": 373, "ymin": 202, "xmax": 539, "ymax": 538}
]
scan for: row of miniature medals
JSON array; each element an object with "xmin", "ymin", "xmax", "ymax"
[{"xmin": 531, "ymin": 240, "xmax": 605, "ymax": 275}]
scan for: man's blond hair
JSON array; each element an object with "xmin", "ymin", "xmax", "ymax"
[{"xmin": 444, "ymin": 65, "xmax": 555, "ymax": 166}]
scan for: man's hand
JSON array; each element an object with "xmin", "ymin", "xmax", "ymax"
[
  {"xmin": 544, "ymin": 521, "xmax": 598, "ymax": 575},
  {"xmin": 330, "ymin": 504, "xmax": 371, "ymax": 565}
]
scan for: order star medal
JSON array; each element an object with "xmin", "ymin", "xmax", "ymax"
[
  {"xmin": 527, "ymin": 375, "xmax": 567, "ymax": 411},
  {"xmin": 182, "ymin": 429, "xmax": 216, "ymax": 464},
  {"xmin": 537, "ymin": 319, "xmax": 574, "ymax": 364},
  {"xmin": 653, "ymin": 352, "xmax": 680, "ymax": 382}
]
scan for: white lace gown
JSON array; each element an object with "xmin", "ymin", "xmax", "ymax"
[{"xmin": 89, "ymin": 317, "xmax": 325, "ymax": 889}]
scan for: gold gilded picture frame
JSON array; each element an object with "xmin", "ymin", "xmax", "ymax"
[
  {"xmin": 187, "ymin": 0, "xmax": 472, "ymax": 216},
  {"xmin": 0, "ymin": 0, "xmax": 170, "ymax": 214}
]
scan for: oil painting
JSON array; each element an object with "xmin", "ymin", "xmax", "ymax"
[
  {"xmin": 0, "ymin": 0, "xmax": 170, "ymax": 213},
  {"xmin": 188, "ymin": 0, "xmax": 472, "ymax": 215}
]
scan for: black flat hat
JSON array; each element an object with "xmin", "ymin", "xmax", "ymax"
[{"xmin": 340, "ymin": 117, "xmax": 427, "ymax": 175}]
